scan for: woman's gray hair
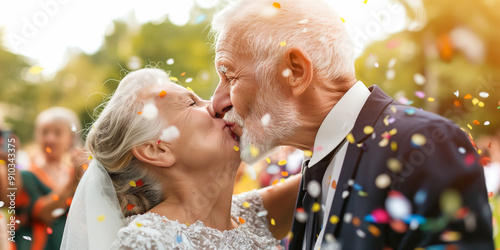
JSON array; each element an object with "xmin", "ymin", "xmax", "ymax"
[
  {"xmin": 211, "ymin": 0, "xmax": 355, "ymax": 85},
  {"xmin": 86, "ymin": 68, "xmax": 169, "ymax": 217}
]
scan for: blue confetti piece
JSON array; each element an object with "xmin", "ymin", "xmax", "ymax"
[
  {"xmin": 176, "ymin": 234, "xmax": 182, "ymax": 243},
  {"xmin": 405, "ymin": 109, "xmax": 416, "ymax": 116},
  {"xmin": 403, "ymin": 214, "xmax": 426, "ymax": 225},
  {"xmin": 353, "ymin": 183, "xmax": 363, "ymax": 191},
  {"xmin": 364, "ymin": 214, "xmax": 376, "ymax": 223},
  {"xmin": 194, "ymin": 14, "xmax": 206, "ymax": 24},
  {"xmin": 414, "ymin": 189, "xmax": 427, "ymax": 205}
]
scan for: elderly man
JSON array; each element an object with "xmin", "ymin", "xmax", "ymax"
[{"xmin": 211, "ymin": 0, "xmax": 493, "ymax": 249}]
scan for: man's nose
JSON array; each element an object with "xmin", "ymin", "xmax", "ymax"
[{"xmin": 211, "ymin": 83, "xmax": 233, "ymax": 118}]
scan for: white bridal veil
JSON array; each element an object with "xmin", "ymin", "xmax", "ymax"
[{"xmin": 61, "ymin": 160, "xmax": 125, "ymax": 249}]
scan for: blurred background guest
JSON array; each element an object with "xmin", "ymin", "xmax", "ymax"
[{"xmin": 7, "ymin": 107, "xmax": 85, "ymax": 250}]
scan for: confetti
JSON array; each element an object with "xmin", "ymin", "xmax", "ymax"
[
  {"xmin": 374, "ymin": 62, "xmax": 379, "ymax": 68},
  {"xmin": 405, "ymin": 109, "xmax": 416, "ymax": 116},
  {"xmin": 340, "ymin": 17, "xmax": 345, "ymax": 23},
  {"xmin": 180, "ymin": 72, "xmax": 186, "ymax": 76},
  {"xmin": 428, "ymin": 97, "xmax": 435, "ymax": 102},
  {"xmin": 136, "ymin": 179, "xmax": 143, "ymax": 186},
  {"xmin": 23, "ymin": 236, "xmax": 32, "ymax": 241},
  {"xmin": 135, "ymin": 222, "xmax": 143, "ymax": 227},
  {"xmin": 250, "ymin": 146, "xmax": 260, "ymax": 157},
  {"xmin": 51, "ymin": 195, "xmax": 59, "ymax": 201},
  {"xmin": 385, "ymin": 191, "xmax": 411, "ymax": 220},
  {"xmin": 387, "ymin": 158, "xmax": 402, "ymax": 172},
  {"xmin": 484, "ymin": 121, "xmax": 490, "ymax": 126},
  {"xmin": 379, "ymin": 138, "xmax": 389, "ymax": 147},
  {"xmin": 272, "ymin": 179, "xmax": 279, "ymax": 185},
  {"xmin": 478, "ymin": 101, "xmax": 485, "ymax": 107},
  {"xmin": 388, "ymin": 58, "xmax": 397, "ymax": 68},
  {"xmin": 363, "ymin": 126, "xmax": 374, "ymax": 135},
  {"xmin": 458, "ymin": 147, "xmax": 466, "ymax": 154},
  {"xmin": 453, "ymin": 90, "xmax": 459, "ymax": 97},
  {"xmin": 365, "ymin": 208, "xmax": 390, "ymax": 223},
  {"xmin": 233, "ymin": 146, "xmax": 240, "ymax": 152},
  {"xmin": 166, "ymin": 58, "xmax": 174, "ymax": 65},
  {"xmin": 465, "ymin": 153, "xmax": 476, "ymax": 166},
  {"xmin": 391, "ymin": 141, "xmax": 398, "ymax": 152},
  {"xmin": 47, "ymin": 227, "xmax": 53, "ymax": 234},
  {"xmin": 295, "ymin": 208, "xmax": 308, "ymax": 223},
  {"xmin": 303, "ymin": 150, "xmax": 313, "ymax": 157},
  {"xmin": 479, "ymin": 92, "xmax": 489, "ymax": 98},
  {"xmin": 280, "ymin": 41, "xmax": 287, "ymax": 47},
  {"xmin": 46, "ymin": 147, "xmax": 52, "ymax": 154},
  {"xmin": 51, "ymin": 208, "xmax": 66, "ymax": 217},
  {"xmin": 298, "ymin": 19, "xmax": 309, "ymax": 24},
  {"xmin": 186, "ymin": 87, "xmax": 194, "ymax": 92},
  {"xmin": 266, "ymin": 157, "xmax": 271, "ymax": 163},
  {"xmin": 238, "ymin": 217, "xmax": 246, "ymax": 224},
  {"xmin": 243, "ymin": 201, "xmax": 250, "ymax": 208},
  {"xmin": 344, "ymin": 213, "xmax": 353, "ymax": 223},
  {"xmin": 353, "ymin": 217, "xmax": 361, "ymax": 227},
  {"xmin": 176, "ymin": 234, "xmax": 182, "ymax": 243},
  {"xmin": 0, "ymin": 201, "xmax": 3, "ymax": 207},
  {"xmin": 464, "ymin": 94, "xmax": 472, "ymax": 99},
  {"xmin": 440, "ymin": 231, "xmax": 462, "ymax": 242},
  {"xmin": 414, "ymin": 73, "xmax": 426, "ymax": 85},
  {"xmin": 375, "ymin": 174, "xmax": 391, "ymax": 189},
  {"xmin": 346, "ymin": 133, "xmax": 355, "ymax": 144},
  {"xmin": 312, "ymin": 202, "xmax": 321, "ymax": 212},
  {"xmin": 270, "ymin": 218, "xmax": 276, "ymax": 225},
  {"xmin": 257, "ymin": 211, "xmax": 268, "ymax": 217},
  {"xmin": 261, "ymin": 113, "xmax": 271, "ymax": 126},
  {"xmin": 329, "ymin": 215, "xmax": 339, "ymax": 224},
  {"xmin": 159, "ymin": 90, "xmax": 167, "ymax": 97},
  {"xmin": 282, "ymin": 68, "xmax": 292, "ymax": 77},
  {"xmin": 142, "ymin": 103, "xmax": 159, "ymax": 120},
  {"xmin": 161, "ymin": 126, "xmax": 180, "ymax": 142},
  {"xmin": 390, "ymin": 220, "xmax": 408, "ymax": 233},
  {"xmin": 368, "ymin": 225, "xmax": 381, "ymax": 237},
  {"xmin": 467, "ymin": 124, "xmax": 473, "ymax": 130},
  {"xmin": 331, "ymin": 180, "xmax": 337, "ymax": 189},
  {"xmin": 66, "ymin": 197, "xmax": 73, "ymax": 206},
  {"xmin": 363, "ymin": 0, "xmax": 368, "ymax": 4},
  {"xmin": 29, "ymin": 66, "xmax": 44, "ymax": 74},
  {"xmin": 415, "ymin": 91, "xmax": 426, "ymax": 99},
  {"xmin": 278, "ymin": 159, "xmax": 287, "ymax": 166},
  {"xmin": 472, "ymin": 98, "xmax": 479, "ymax": 105},
  {"xmin": 440, "ymin": 189, "xmax": 462, "ymax": 216},
  {"xmin": 267, "ymin": 164, "xmax": 281, "ymax": 174},
  {"xmin": 356, "ymin": 229, "xmax": 366, "ymax": 238},
  {"xmin": 307, "ymin": 180, "xmax": 321, "ymax": 198},
  {"xmin": 272, "ymin": 2, "xmax": 281, "ymax": 8},
  {"xmin": 186, "ymin": 78, "xmax": 193, "ymax": 83},
  {"xmin": 281, "ymin": 171, "xmax": 289, "ymax": 177},
  {"xmin": 342, "ymin": 190, "xmax": 350, "ymax": 199},
  {"xmin": 97, "ymin": 215, "xmax": 106, "ymax": 222},
  {"xmin": 411, "ymin": 134, "xmax": 426, "ymax": 147},
  {"xmin": 127, "ymin": 204, "xmax": 136, "ymax": 211}
]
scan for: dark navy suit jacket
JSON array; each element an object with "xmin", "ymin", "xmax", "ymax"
[{"xmin": 289, "ymin": 85, "xmax": 494, "ymax": 250}]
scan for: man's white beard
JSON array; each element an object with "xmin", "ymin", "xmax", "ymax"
[{"xmin": 224, "ymin": 95, "xmax": 299, "ymax": 164}]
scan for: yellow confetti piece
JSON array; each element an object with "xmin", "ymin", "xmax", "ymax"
[
  {"xmin": 88, "ymin": 155, "xmax": 93, "ymax": 160},
  {"xmin": 97, "ymin": 215, "xmax": 106, "ymax": 222},
  {"xmin": 389, "ymin": 128, "xmax": 398, "ymax": 136},
  {"xmin": 272, "ymin": 2, "xmax": 281, "ymax": 8},
  {"xmin": 387, "ymin": 158, "xmax": 402, "ymax": 172},
  {"xmin": 169, "ymin": 77, "xmax": 178, "ymax": 82},
  {"xmin": 312, "ymin": 202, "xmax": 321, "ymax": 212},
  {"xmin": 280, "ymin": 178, "xmax": 285, "ymax": 183},
  {"xmin": 391, "ymin": 106, "xmax": 397, "ymax": 114},
  {"xmin": 428, "ymin": 97, "xmax": 435, "ymax": 102},
  {"xmin": 472, "ymin": 98, "xmax": 479, "ymax": 105},
  {"xmin": 411, "ymin": 133, "xmax": 426, "ymax": 146},
  {"xmin": 363, "ymin": 0, "xmax": 368, "ymax": 3},
  {"xmin": 45, "ymin": 147, "xmax": 52, "ymax": 154},
  {"xmin": 478, "ymin": 101, "xmax": 485, "ymax": 107},
  {"xmin": 266, "ymin": 157, "xmax": 271, "ymax": 163},
  {"xmin": 239, "ymin": 217, "xmax": 246, "ymax": 224},
  {"xmin": 303, "ymin": 150, "xmax": 313, "ymax": 157},
  {"xmin": 130, "ymin": 181, "xmax": 137, "ymax": 187},
  {"xmin": 270, "ymin": 218, "xmax": 276, "ymax": 225},
  {"xmin": 0, "ymin": 160, "xmax": 5, "ymax": 165},
  {"xmin": 278, "ymin": 159, "xmax": 287, "ymax": 166},
  {"xmin": 391, "ymin": 141, "xmax": 398, "ymax": 152},
  {"xmin": 329, "ymin": 215, "xmax": 339, "ymax": 224},
  {"xmin": 467, "ymin": 124, "xmax": 473, "ymax": 130},
  {"xmin": 478, "ymin": 149, "xmax": 482, "ymax": 154},
  {"xmin": 346, "ymin": 133, "xmax": 355, "ymax": 144},
  {"xmin": 29, "ymin": 66, "xmax": 44, "ymax": 74},
  {"xmin": 340, "ymin": 17, "xmax": 345, "ymax": 23},
  {"xmin": 287, "ymin": 232, "xmax": 294, "ymax": 239},
  {"xmin": 280, "ymin": 41, "xmax": 287, "ymax": 47},
  {"xmin": 233, "ymin": 146, "xmax": 240, "ymax": 152},
  {"xmin": 186, "ymin": 87, "xmax": 194, "ymax": 92},
  {"xmin": 379, "ymin": 138, "xmax": 389, "ymax": 147},
  {"xmin": 383, "ymin": 116, "xmax": 389, "ymax": 126},
  {"xmin": 243, "ymin": 202, "xmax": 250, "ymax": 208},
  {"xmin": 363, "ymin": 126, "xmax": 374, "ymax": 135},
  {"xmin": 250, "ymin": 146, "xmax": 259, "ymax": 157},
  {"xmin": 159, "ymin": 90, "xmax": 167, "ymax": 97},
  {"xmin": 135, "ymin": 222, "xmax": 143, "ymax": 227},
  {"xmin": 368, "ymin": 225, "xmax": 381, "ymax": 237}
]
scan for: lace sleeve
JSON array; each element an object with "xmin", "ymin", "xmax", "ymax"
[
  {"xmin": 109, "ymin": 216, "xmax": 174, "ymax": 250},
  {"xmin": 231, "ymin": 190, "xmax": 271, "ymax": 234}
]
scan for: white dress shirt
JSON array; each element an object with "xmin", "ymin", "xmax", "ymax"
[{"xmin": 302, "ymin": 81, "xmax": 371, "ymax": 249}]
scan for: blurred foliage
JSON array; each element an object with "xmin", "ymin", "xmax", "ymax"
[
  {"xmin": 0, "ymin": 6, "xmax": 219, "ymax": 144},
  {"xmin": 355, "ymin": 0, "xmax": 500, "ymax": 137}
]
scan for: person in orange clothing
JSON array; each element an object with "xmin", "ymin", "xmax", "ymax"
[{"xmin": 10, "ymin": 107, "xmax": 85, "ymax": 250}]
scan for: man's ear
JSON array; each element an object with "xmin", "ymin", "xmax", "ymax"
[
  {"xmin": 283, "ymin": 47, "xmax": 313, "ymax": 96},
  {"xmin": 132, "ymin": 142, "xmax": 176, "ymax": 168}
]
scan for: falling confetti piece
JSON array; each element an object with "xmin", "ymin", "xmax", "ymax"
[
  {"xmin": 29, "ymin": 66, "xmax": 44, "ymax": 74},
  {"xmin": 472, "ymin": 98, "xmax": 479, "ymax": 105},
  {"xmin": 66, "ymin": 197, "xmax": 73, "ymax": 206},
  {"xmin": 142, "ymin": 103, "xmax": 159, "ymax": 120},
  {"xmin": 368, "ymin": 225, "xmax": 380, "ymax": 237},
  {"xmin": 464, "ymin": 94, "xmax": 472, "ymax": 99},
  {"xmin": 453, "ymin": 90, "xmax": 459, "ymax": 97},
  {"xmin": 180, "ymin": 72, "xmax": 186, "ymax": 76},
  {"xmin": 239, "ymin": 217, "xmax": 246, "ymax": 224},
  {"xmin": 390, "ymin": 220, "xmax": 408, "ymax": 233},
  {"xmin": 266, "ymin": 157, "xmax": 271, "ymax": 163},
  {"xmin": 340, "ymin": 17, "xmax": 345, "ymax": 23},
  {"xmin": 386, "ymin": 191, "xmax": 412, "ymax": 220},
  {"xmin": 387, "ymin": 158, "xmax": 402, "ymax": 172},
  {"xmin": 479, "ymin": 92, "xmax": 489, "ymax": 98},
  {"xmin": 130, "ymin": 181, "xmax": 137, "ymax": 187},
  {"xmin": 428, "ymin": 97, "xmax": 435, "ymax": 102},
  {"xmin": 312, "ymin": 202, "xmax": 321, "ymax": 212},
  {"xmin": 411, "ymin": 134, "xmax": 426, "ymax": 147},
  {"xmin": 159, "ymin": 90, "xmax": 167, "ymax": 97},
  {"xmin": 405, "ymin": 109, "xmax": 416, "ymax": 116},
  {"xmin": 46, "ymin": 147, "xmax": 52, "ymax": 154},
  {"xmin": 280, "ymin": 41, "xmax": 287, "ymax": 47},
  {"xmin": 303, "ymin": 150, "xmax": 313, "ymax": 157},
  {"xmin": 357, "ymin": 229, "xmax": 366, "ymax": 238},
  {"xmin": 353, "ymin": 217, "xmax": 361, "ymax": 227},
  {"xmin": 379, "ymin": 138, "xmax": 389, "ymax": 147},
  {"xmin": 272, "ymin": 179, "xmax": 279, "ymax": 185},
  {"xmin": 261, "ymin": 113, "xmax": 271, "ymax": 126},
  {"xmin": 127, "ymin": 204, "xmax": 136, "ymax": 211},
  {"xmin": 169, "ymin": 77, "xmax": 179, "ymax": 82},
  {"xmin": 440, "ymin": 189, "xmax": 462, "ymax": 216},
  {"xmin": 374, "ymin": 62, "xmax": 379, "ymax": 68},
  {"xmin": 0, "ymin": 201, "xmax": 4, "ymax": 207},
  {"xmin": 272, "ymin": 2, "xmax": 281, "ymax": 8},
  {"xmin": 97, "ymin": 215, "xmax": 106, "ymax": 222},
  {"xmin": 47, "ymin": 227, "xmax": 53, "ymax": 234},
  {"xmin": 166, "ymin": 58, "xmax": 174, "ymax": 65},
  {"xmin": 278, "ymin": 159, "xmax": 287, "ymax": 166},
  {"xmin": 257, "ymin": 211, "xmax": 268, "ymax": 217},
  {"xmin": 270, "ymin": 218, "xmax": 276, "ymax": 225},
  {"xmin": 233, "ymin": 146, "xmax": 240, "ymax": 152},
  {"xmin": 136, "ymin": 179, "xmax": 143, "ymax": 186},
  {"xmin": 478, "ymin": 101, "xmax": 485, "ymax": 107},
  {"xmin": 363, "ymin": 0, "xmax": 368, "ymax": 3},
  {"xmin": 329, "ymin": 215, "xmax": 339, "ymax": 224},
  {"xmin": 414, "ymin": 73, "xmax": 426, "ymax": 85},
  {"xmin": 415, "ymin": 91, "xmax": 426, "ymax": 99},
  {"xmin": 176, "ymin": 234, "xmax": 183, "ymax": 243},
  {"xmin": 250, "ymin": 146, "xmax": 260, "ymax": 157},
  {"xmin": 484, "ymin": 121, "xmax": 490, "ymax": 126},
  {"xmin": 186, "ymin": 78, "xmax": 193, "ymax": 83},
  {"xmin": 375, "ymin": 174, "xmax": 391, "ymax": 189},
  {"xmin": 161, "ymin": 126, "xmax": 180, "ymax": 142},
  {"xmin": 23, "ymin": 236, "xmax": 32, "ymax": 241},
  {"xmin": 467, "ymin": 124, "xmax": 473, "ymax": 130},
  {"xmin": 331, "ymin": 180, "xmax": 337, "ymax": 189},
  {"xmin": 342, "ymin": 190, "xmax": 350, "ymax": 199},
  {"xmin": 363, "ymin": 126, "xmax": 374, "ymax": 135},
  {"xmin": 242, "ymin": 201, "xmax": 250, "ymax": 208},
  {"xmin": 281, "ymin": 171, "xmax": 289, "ymax": 177},
  {"xmin": 51, "ymin": 195, "xmax": 59, "ymax": 201},
  {"xmin": 157, "ymin": 140, "xmax": 161, "ymax": 144},
  {"xmin": 295, "ymin": 208, "xmax": 308, "ymax": 223},
  {"xmin": 440, "ymin": 230, "xmax": 461, "ymax": 242},
  {"xmin": 458, "ymin": 147, "xmax": 466, "ymax": 154},
  {"xmin": 307, "ymin": 180, "xmax": 321, "ymax": 198},
  {"xmin": 346, "ymin": 133, "xmax": 355, "ymax": 144},
  {"xmin": 282, "ymin": 68, "xmax": 292, "ymax": 77},
  {"xmin": 135, "ymin": 222, "xmax": 143, "ymax": 227},
  {"xmin": 464, "ymin": 153, "xmax": 476, "ymax": 166},
  {"xmin": 472, "ymin": 120, "xmax": 480, "ymax": 125},
  {"xmin": 344, "ymin": 213, "xmax": 353, "ymax": 223},
  {"xmin": 51, "ymin": 208, "xmax": 65, "ymax": 217}
]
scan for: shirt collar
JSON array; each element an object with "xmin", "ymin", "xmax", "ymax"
[{"xmin": 308, "ymin": 81, "xmax": 371, "ymax": 167}]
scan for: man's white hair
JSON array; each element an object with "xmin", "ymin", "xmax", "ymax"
[{"xmin": 211, "ymin": 0, "xmax": 355, "ymax": 84}]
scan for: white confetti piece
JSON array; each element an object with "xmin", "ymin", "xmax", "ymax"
[
  {"xmin": 257, "ymin": 210, "xmax": 268, "ymax": 217},
  {"xmin": 51, "ymin": 208, "xmax": 66, "ymax": 218},
  {"xmin": 160, "ymin": 126, "xmax": 180, "ymax": 142},
  {"xmin": 307, "ymin": 180, "xmax": 321, "ymax": 198},
  {"xmin": 484, "ymin": 121, "xmax": 490, "ymax": 126},
  {"xmin": 479, "ymin": 92, "xmax": 489, "ymax": 98},
  {"xmin": 295, "ymin": 210, "xmax": 308, "ymax": 223},
  {"xmin": 388, "ymin": 58, "xmax": 397, "ymax": 68},
  {"xmin": 261, "ymin": 113, "xmax": 271, "ymax": 127},
  {"xmin": 23, "ymin": 236, "xmax": 32, "ymax": 241},
  {"xmin": 282, "ymin": 68, "xmax": 292, "ymax": 77},
  {"xmin": 458, "ymin": 147, "xmax": 466, "ymax": 154},
  {"xmin": 186, "ymin": 78, "xmax": 193, "ymax": 83},
  {"xmin": 142, "ymin": 103, "xmax": 159, "ymax": 120},
  {"xmin": 356, "ymin": 229, "xmax": 366, "ymax": 238},
  {"xmin": 374, "ymin": 62, "xmax": 379, "ymax": 68},
  {"xmin": 385, "ymin": 191, "xmax": 411, "ymax": 220},
  {"xmin": 344, "ymin": 213, "xmax": 352, "ymax": 223},
  {"xmin": 71, "ymin": 123, "xmax": 77, "ymax": 132},
  {"xmin": 453, "ymin": 90, "xmax": 459, "ymax": 98},
  {"xmin": 0, "ymin": 201, "xmax": 4, "ymax": 207},
  {"xmin": 386, "ymin": 69, "xmax": 396, "ymax": 80},
  {"xmin": 342, "ymin": 190, "xmax": 350, "ymax": 199},
  {"xmin": 166, "ymin": 58, "xmax": 174, "ymax": 65},
  {"xmin": 375, "ymin": 174, "xmax": 391, "ymax": 189},
  {"xmin": 413, "ymin": 73, "xmax": 426, "ymax": 85}
]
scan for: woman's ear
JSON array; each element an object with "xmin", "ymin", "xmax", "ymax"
[
  {"xmin": 132, "ymin": 142, "xmax": 176, "ymax": 168},
  {"xmin": 283, "ymin": 47, "xmax": 313, "ymax": 96}
]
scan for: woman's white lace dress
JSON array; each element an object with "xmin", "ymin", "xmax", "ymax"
[{"xmin": 110, "ymin": 190, "xmax": 280, "ymax": 249}]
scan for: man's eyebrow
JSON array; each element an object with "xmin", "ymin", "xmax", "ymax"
[{"xmin": 217, "ymin": 65, "xmax": 228, "ymax": 75}]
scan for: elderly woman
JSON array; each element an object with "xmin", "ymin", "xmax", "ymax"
[{"xmin": 61, "ymin": 68, "xmax": 300, "ymax": 249}]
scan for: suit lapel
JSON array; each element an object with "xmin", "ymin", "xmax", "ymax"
[{"xmin": 324, "ymin": 85, "xmax": 394, "ymax": 236}]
